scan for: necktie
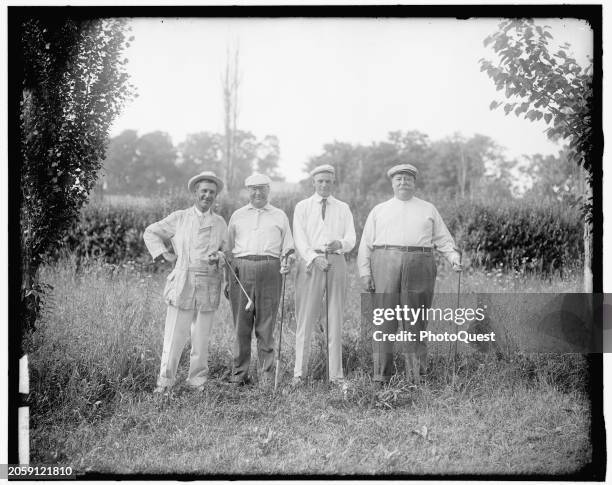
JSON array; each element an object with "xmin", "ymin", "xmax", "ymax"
[{"xmin": 321, "ymin": 198, "xmax": 327, "ymax": 220}]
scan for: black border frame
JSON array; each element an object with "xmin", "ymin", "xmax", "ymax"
[{"xmin": 7, "ymin": 4, "xmax": 604, "ymax": 480}]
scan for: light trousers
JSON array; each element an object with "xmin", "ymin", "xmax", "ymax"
[
  {"xmin": 294, "ymin": 254, "xmax": 346, "ymax": 381},
  {"xmin": 157, "ymin": 305, "xmax": 214, "ymax": 387}
]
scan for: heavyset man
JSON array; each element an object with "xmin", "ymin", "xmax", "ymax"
[
  {"xmin": 227, "ymin": 174, "xmax": 294, "ymax": 386},
  {"xmin": 292, "ymin": 165, "xmax": 356, "ymax": 386},
  {"xmin": 357, "ymin": 163, "xmax": 462, "ymax": 385},
  {"xmin": 144, "ymin": 171, "xmax": 227, "ymax": 393}
]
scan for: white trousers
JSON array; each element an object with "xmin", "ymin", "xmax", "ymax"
[
  {"xmin": 293, "ymin": 254, "xmax": 346, "ymax": 381},
  {"xmin": 158, "ymin": 305, "xmax": 214, "ymax": 387}
]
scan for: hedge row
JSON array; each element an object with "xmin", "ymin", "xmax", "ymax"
[{"xmin": 56, "ymin": 192, "xmax": 583, "ymax": 273}]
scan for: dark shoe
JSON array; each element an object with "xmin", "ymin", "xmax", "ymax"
[{"xmin": 230, "ymin": 376, "xmax": 252, "ymax": 387}]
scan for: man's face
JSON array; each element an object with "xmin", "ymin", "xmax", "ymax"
[
  {"xmin": 248, "ymin": 184, "xmax": 270, "ymax": 208},
  {"xmin": 312, "ymin": 172, "xmax": 335, "ymax": 198},
  {"xmin": 193, "ymin": 181, "xmax": 218, "ymax": 212},
  {"xmin": 391, "ymin": 172, "xmax": 416, "ymax": 200}
]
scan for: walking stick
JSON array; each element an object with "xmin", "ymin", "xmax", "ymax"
[
  {"xmin": 324, "ymin": 250, "xmax": 330, "ymax": 384},
  {"xmin": 274, "ymin": 252, "xmax": 290, "ymax": 392}
]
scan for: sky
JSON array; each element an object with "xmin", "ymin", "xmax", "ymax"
[{"xmin": 110, "ymin": 17, "xmax": 593, "ymax": 182}]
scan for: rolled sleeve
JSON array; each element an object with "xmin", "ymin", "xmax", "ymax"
[
  {"xmin": 357, "ymin": 209, "xmax": 376, "ymax": 278},
  {"xmin": 293, "ymin": 202, "xmax": 317, "ymax": 265},
  {"xmin": 280, "ymin": 212, "xmax": 295, "ymax": 257},
  {"xmin": 339, "ymin": 204, "xmax": 356, "ymax": 253},
  {"xmin": 431, "ymin": 207, "xmax": 460, "ymax": 265}
]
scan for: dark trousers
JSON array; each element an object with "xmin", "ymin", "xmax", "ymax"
[
  {"xmin": 371, "ymin": 249, "xmax": 436, "ymax": 382},
  {"xmin": 229, "ymin": 258, "xmax": 282, "ymax": 383}
]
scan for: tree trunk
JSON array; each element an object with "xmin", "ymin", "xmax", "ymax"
[{"xmin": 584, "ymin": 220, "xmax": 592, "ymax": 293}]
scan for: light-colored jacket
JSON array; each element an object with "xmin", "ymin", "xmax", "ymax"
[{"xmin": 143, "ymin": 206, "xmax": 228, "ymax": 311}]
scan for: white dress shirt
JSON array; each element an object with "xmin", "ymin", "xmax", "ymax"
[
  {"xmin": 357, "ymin": 196, "xmax": 460, "ymax": 277},
  {"xmin": 293, "ymin": 193, "xmax": 356, "ymax": 266},
  {"xmin": 228, "ymin": 203, "xmax": 294, "ymax": 258}
]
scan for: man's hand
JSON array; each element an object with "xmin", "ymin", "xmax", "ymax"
[
  {"xmin": 207, "ymin": 250, "xmax": 226, "ymax": 266},
  {"xmin": 314, "ymin": 255, "xmax": 331, "ymax": 272},
  {"xmin": 162, "ymin": 251, "xmax": 177, "ymax": 263},
  {"xmin": 324, "ymin": 240, "xmax": 342, "ymax": 252},
  {"xmin": 361, "ymin": 275, "xmax": 375, "ymax": 293},
  {"xmin": 452, "ymin": 262, "xmax": 463, "ymax": 273},
  {"xmin": 280, "ymin": 253, "xmax": 296, "ymax": 275},
  {"xmin": 223, "ymin": 282, "xmax": 230, "ymax": 300}
]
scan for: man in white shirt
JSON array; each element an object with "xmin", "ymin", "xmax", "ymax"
[
  {"xmin": 227, "ymin": 174, "xmax": 294, "ymax": 386},
  {"xmin": 292, "ymin": 165, "xmax": 356, "ymax": 386},
  {"xmin": 357, "ymin": 163, "xmax": 462, "ymax": 385},
  {"xmin": 143, "ymin": 171, "xmax": 227, "ymax": 393}
]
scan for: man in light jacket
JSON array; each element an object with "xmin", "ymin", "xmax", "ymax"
[{"xmin": 143, "ymin": 171, "xmax": 227, "ymax": 393}]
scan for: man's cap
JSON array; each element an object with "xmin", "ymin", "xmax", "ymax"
[
  {"xmin": 187, "ymin": 171, "xmax": 224, "ymax": 193},
  {"xmin": 387, "ymin": 163, "xmax": 419, "ymax": 179},
  {"xmin": 310, "ymin": 164, "xmax": 336, "ymax": 177},
  {"xmin": 245, "ymin": 173, "xmax": 272, "ymax": 187}
]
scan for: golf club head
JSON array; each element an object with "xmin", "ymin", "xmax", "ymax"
[{"xmin": 245, "ymin": 298, "xmax": 254, "ymax": 311}]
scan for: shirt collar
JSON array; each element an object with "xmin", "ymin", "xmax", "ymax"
[
  {"xmin": 193, "ymin": 205, "xmax": 212, "ymax": 216},
  {"xmin": 247, "ymin": 202, "xmax": 272, "ymax": 211},
  {"xmin": 313, "ymin": 193, "xmax": 334, "ymax": 204}
]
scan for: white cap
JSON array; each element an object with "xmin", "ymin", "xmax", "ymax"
[
  {"xmin": 245, "ymin": 173, "xmax": 272, "ymax": 187},
  {"xmin": 387, "ymin": 163, "xmax": 419, "ymax": 179},
  {"xmin": 310, "ymin": 164, "xmax": 335, "ymax": 177}
]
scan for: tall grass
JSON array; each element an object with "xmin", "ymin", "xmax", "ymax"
[{"xmin": 30, "ymin": 257, "xmax": 585, "ymax": 428}]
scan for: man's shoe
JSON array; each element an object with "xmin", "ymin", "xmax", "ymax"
[
  {"xmin": 153, "ymin": 385, "xmax": 170, "ymax": 394},
  {"xmin": 230, "ymin": 377, "xmax": 252, "ymax": 387}
]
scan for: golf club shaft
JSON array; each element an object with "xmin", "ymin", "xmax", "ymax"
[
  {"xmin": 324, "ymin": 250, "xmax": 330, "ymax": 384},
  {"xmin": 274, "ymin": 271, "xmax": 287, "ymax": 391},
  {"xmin": 224, "ymin": 258, "xmax": 252, "ymax": 304}
]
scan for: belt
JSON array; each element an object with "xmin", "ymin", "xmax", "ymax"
[
  {"xmin": 314, "ymin": 249, "xmax": 339, "ymax": 254},
  {"xmin": 237, "ymin": 255, "xmax": 279, "ymax": 261},
  {"xmin": 373, "ymin": 245, "xmax": 432, "ymax": 253}
]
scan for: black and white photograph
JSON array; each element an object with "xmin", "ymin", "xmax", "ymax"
[{"xmin": 5, "ymin": 3, "xmax": 606, "ymax": 479}]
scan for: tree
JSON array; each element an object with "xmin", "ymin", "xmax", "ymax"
[
  {"xmin": 222, "ymin": 43, "xmax": 240, "ymax": 191},
  {"xmin": 521, "ymin": 149, "xmax": 585, "ymax": 205},
  {"xmin": 100, "ymin": 129, "xmax": 139, "ymax": 193},
  {"xmin": 178, "ymin": 131, "xmax": 224, "ymax": 176},
  {"xmin": 479, "ymin": 18, "xmax": 594, "ymax": 290},
  {"xmin": 20, "ymin": 16, "xmax": 134, "ymax": 332},
  {"xmin": 256, "ymin": 135, "xmax": 284, "ymax": 180},
  {"xmin": 131, "ymin": 131, "xmax": 180, "ymax": 193}
]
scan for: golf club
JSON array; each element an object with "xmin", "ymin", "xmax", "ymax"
[
  {"xmin": 274, "ymin": 250, "xmax": 293, "ymax": 392},
  {"xmin": 223, "ymin": 258, "xmax": 254, "ymax": 311},
  {"xmin": 324, "ymin": 249, "xmax": 330, "ymax": 384}
]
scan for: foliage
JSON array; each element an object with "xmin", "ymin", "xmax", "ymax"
[
  {"xmin": 57, "ymin": 192, "xmax": 582, "ymax": 274},
  {"xmin": 100, "ymin": 129, "xmax": 284, "ymax": 195},
  {"xmin": 20, "ymin": 16, "xmax": 135, "ymax": 331},
  {"xmin": 478, "ymin": 18, "xmax": 593, "ymax": 219},
  {"xmin": 305, "ymin": 131, "xmax": 520, "ymax": 200}
]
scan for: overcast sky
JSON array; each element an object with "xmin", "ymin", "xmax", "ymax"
[{"xmin": 110, "ymin": 17, "xmax": 593, "ymax": 182}]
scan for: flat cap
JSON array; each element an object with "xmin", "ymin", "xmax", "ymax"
[
  {"xmin": 187, "ymin": 171, "xmax": 224, "ymax": 193},
  {"xmin": 245, "ymin": 173, "xmax": 272, "ymax": 187},
  {"xmin": 310, "ymin": 164, "xmax": 336, "ymax": 177},
  {"xmin": 387, "ymin": 163, "xmax": 419, "ymax": 179}
]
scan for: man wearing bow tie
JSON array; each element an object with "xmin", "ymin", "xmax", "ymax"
[{"xmin": 291, "ymin": 164, "xmax": 356, "ymax": 387}]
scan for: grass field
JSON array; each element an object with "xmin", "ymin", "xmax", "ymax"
[{"xmin": 28, "ymin": 258, "xmax": 594, "ymax": 476}]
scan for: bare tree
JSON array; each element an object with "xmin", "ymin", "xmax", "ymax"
[{"xmin": 222, "ymin": 42, "xmax": 240, "ymax": 192}]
